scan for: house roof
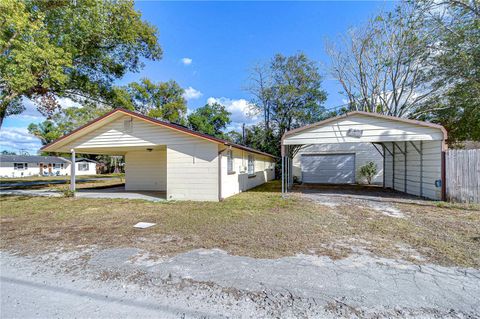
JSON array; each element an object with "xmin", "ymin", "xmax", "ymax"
[
  {"xmin": 0, "ymin": 155, "xmax": 70, "ymax": 164},
  {"xmin": 76, "ymin": 158, "xmax": 98, "ymax": 163},
  {"xmin": 282, "ymin": 111, "xmax": 448, "ymax": 139},
  {"xmin": 41, "ymin": 108, "xmax": 276, "ymax": 158}
]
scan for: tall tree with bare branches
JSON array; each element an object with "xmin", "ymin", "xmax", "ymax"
[{"xmin": 326, "ymin": 2, "xmax": 434, "ymax": 117}]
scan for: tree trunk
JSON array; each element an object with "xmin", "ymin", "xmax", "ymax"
[{"xmin": 0, "ymin": 105, "xmax": 7, "ymax": 129}]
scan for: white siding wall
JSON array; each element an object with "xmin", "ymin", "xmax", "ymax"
[
  {"xmin": 70, "ymin": 115, "xmax": 209, "ymax": 149},
  {"xmin": 292, "ymin": 143, "xmax": 383, "ymax": 184},
  {"xmin": 383, "ymin": 141, "xmax": 442, "ymax": 200},
  {"xmin": 167, "ymin": 141, "xmax": 219, "ymax": 201},
  {"xmin": 125, "ymin": 150, "xmax": 166, "ymax": 191},
  {"xmin": 76, "ymin": 162, "xmax": 97, "ymax": 175},
  {"xmin": 221, "ymin": 148, "xmax": 275, "ymax": 199},
  {"xmin": 284, "ymin": 114, "xmax": 444, "ymax": 145}
]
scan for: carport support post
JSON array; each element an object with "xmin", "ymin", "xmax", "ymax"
[
  {"xmin": 70, "ymin": 149, "xmax": 76, "ymax": 192},
  {"xmin": 281, "ymin": 154, "xmax": 285, "ymax": 196}
]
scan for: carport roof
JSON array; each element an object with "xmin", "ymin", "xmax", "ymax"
[
  {"xmin": 283, "ymin": 111, "xmax": 447, "ymax": 139},
  {"xmin": 41, "ymin": 108, "xmax": 276, "ymax": 158},
  {"xmin": 281, "ymin": 111, "xmax": 447, "ymax": 151}
]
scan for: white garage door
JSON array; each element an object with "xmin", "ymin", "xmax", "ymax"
[{"xmin": 301, "ymin": 154, "xmax": 355, "ymax": 184}]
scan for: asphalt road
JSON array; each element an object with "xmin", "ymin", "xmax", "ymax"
[{"xmin": 0, "ymin": 254, "xmax": 221, "ymax": 319}]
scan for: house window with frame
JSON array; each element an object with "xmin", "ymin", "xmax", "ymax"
[
  {"xmin": 227, "ymin": 150, "xmax": 234, "ymax": 174},
  {"xmin": 247, "ymin": 155, "xmax": 255, "ymax": 176},
  {"xmin": 78, "ymin": 163, "xmax": 89, "ymax": 171},
  {"xmin": 53, "ymin": 163, "xmax": 63, "ymax": 169},
  {"xmin": 14, "ymin": 163, "xmax": 27, "ymax": 170}
]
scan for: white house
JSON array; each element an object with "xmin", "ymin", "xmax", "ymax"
[
  {"xmin": 0, "ymin": 155, "xmax": 70, "ymax": 178},
  {"xmin": 0, "ymin": 155, "xmax": 98, "ymax": 178},
  {"xmin": 41, "ymin": 108, "xmax": 276, "ymax": 201},
  {"xmin": 74, "ymin": 158, "xmax": 98, "ymax": 175},
  {"xmin": 281, "ymin": 111, "xmax": 447, "ymax": 200}
]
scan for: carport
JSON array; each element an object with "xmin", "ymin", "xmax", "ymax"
[{"xmin": 281, "ymin": 112, "xmax": 448, "ymax": 200}]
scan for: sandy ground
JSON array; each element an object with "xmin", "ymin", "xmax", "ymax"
[{"xmin": 1, "ymin": 246, "xmax": 479, "ymax": 318}]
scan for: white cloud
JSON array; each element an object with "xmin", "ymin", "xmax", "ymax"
[
  {"xmin": 206, "ymin": 97, "xmax": 260, "ymax": 131},
  {"xmin": 0, "ymin": 127, "xmax": 42, "ymax": 155},
  {"xmin": 57, "ymin": 97, "xmax": 81, "ymax": 109},
  {"xmin": 183, "ymin": 87, "xmax": 203, "ymax": 100},
  {"xmin": 181, "ymin": 57, "xmax": 192, "ymax": 65}
]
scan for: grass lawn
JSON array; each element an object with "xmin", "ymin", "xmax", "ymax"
[{"xmin": 1, "ymin": 181, "xmax": 479, "ymax": 268}]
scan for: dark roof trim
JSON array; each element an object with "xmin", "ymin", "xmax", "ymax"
[{"xmin": 41, "ymin": 108, "xmax": 276, "ymax": 159}]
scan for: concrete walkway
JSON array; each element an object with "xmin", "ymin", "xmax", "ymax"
[{"xmin": 0, "ymin": 177, "xmax": 117, "ymax": 189}]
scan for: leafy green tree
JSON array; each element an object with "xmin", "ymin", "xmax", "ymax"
[
  {"xmin": 1, "ymin": 150, "xmax": 16, "ymax": 155},
  {"xmin": 113, "ymin": 79, "xmax": 187, "ymax": 123},
  {"xmin": 225, "ymin": 130, "xmax": 243, "ymax": 144},
  {"xmin": 415, "ymin": 0, "xmax": 480, "ymax": 144},
  {"xmin": 0, "ymin": 0, "xmax": 162, "ymax": 127},
  {"xmin": 28, "ymin": 104, "xmax": 111, "ymax": 145},
  {"xmin": 248, "ymin": 53, "xmax": 327, "ymax": 156},
  {"xmin": 187, "ymin": 102, "xmax": 231, "ymax": 138},
  {"xmin": 27, "ymin": 120, "xmax": 62, "ymax": 145}
]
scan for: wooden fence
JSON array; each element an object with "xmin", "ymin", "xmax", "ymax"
[{"xmin": 446, "ymin": 149, "xmax": 480, "ymax": 203}]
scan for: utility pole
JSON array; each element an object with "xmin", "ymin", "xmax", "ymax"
[{"xmin": 242, "ymin": 123, "xmax": 245, "ymax": 145}]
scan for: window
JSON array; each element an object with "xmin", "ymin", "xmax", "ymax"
[
  {"xmin": 227, "ymin": 150, "xmax": 234, "ymax": 174},
  {"xmin": 14, "ymin": 163, "xmax": 27, "ymax": 170},
  {"xmin": 53, "ymin": 163, "xmax": 63, "ymax": 169},
  {"xmin": 247, "ymin": 155, "xmax": 255, "ymax": 175},
  {"xmin": 78, "ymin": 163, "xmax": 89, "ymax": 171}
]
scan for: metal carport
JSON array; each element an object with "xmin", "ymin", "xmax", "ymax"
[{"xmin": 281, "ymin": 111, "xmax": 448, "ymax": 200}]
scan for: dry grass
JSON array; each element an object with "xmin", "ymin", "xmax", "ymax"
[{"xmin": 1, "ymin": 181, "xmax": 479, "ymax": 267}]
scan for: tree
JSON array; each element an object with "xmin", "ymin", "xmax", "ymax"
[
  {"xmin": 187, "ymin": 102, "xmax": 231, "ymax": 138},
  {"xmin": 415, "ymin": 0, "xmax": 480, "ymax": 144},
  {"xmin": 113, "ymin": 79, "xmax": 187, "ymax": 123},
  {"xmin": 225, "ymin": 130, "xmax": 243, "ymax": 144},
  {"xmin": 27, "ymin": 120, "xmax": 62, "ymax": 145},
  {"xmin": 1, "ymin": 150, "xmax": 16, "ymax": 155},
  {"xmin": 326, "ymin": 2, "xmax": 434, "ymax": 117},
  {"xmin": 247, "ymin": 53, "xmax": 327, "ymax": 156},
  {"xmin": 28, "ymin": 104, "xmax": 111, "ymax": 145},
  {"xmin": 0, "ymin": 0, "xmax": 162, "ymax": 127}
]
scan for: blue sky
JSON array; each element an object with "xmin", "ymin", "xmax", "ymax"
[{"xmin": 1, "ymin": 1, "xmax": 394, "ymax": 155}]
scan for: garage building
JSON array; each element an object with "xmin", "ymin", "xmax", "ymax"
[{"xmin": 281, "ymin": 112, "xmax": 447, "ymax": 200}]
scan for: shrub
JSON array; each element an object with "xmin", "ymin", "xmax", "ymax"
[
  {"xmin": 62, "ymin": 188, "xmax": 75, "ymax": 198},
  {"xmin": 359, "ymin": 161, "xmax": 377, "ymax": 184}
]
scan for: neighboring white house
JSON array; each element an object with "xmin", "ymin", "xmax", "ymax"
[
  {"xmin": 0, "ymin": 155, "xmax": 98, "ymax": 178},
  {"xmin": 282, "ymin": 111, "xmax": 447, "ymax": 200},
  {"xmin": 0, "ymin": 155, "xmax": 70, "ymax": 178},
  {"xmin": 75, "ymin": 158, "xmax": 98, "ymax": 175},
  {"xmin": 292, "ymin": 143, "xmax": 384, "ymax": 185},
  {"xmin": 41, "ymin": 108, "xmax": 276, "ymax": 201}
]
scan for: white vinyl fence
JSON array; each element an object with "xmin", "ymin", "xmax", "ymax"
[{"xmin": 446, "ymin": 149, "xmax": 480, "ymax": 203}]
